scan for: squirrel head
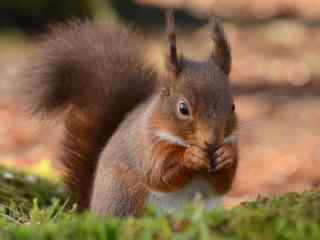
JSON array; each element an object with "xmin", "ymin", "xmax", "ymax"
[{"xmin": 150, "ymin": 10, "xmax": 236, "ymax": 151}]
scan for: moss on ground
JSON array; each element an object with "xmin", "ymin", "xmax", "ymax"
[{"xmin": 0, "ymin": 166, "xmax": 319, "ymax": 240}]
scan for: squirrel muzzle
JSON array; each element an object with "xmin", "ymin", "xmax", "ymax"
[{"xmin": 195, "ymin": 119, "xmax": 225, "ymax": 151}]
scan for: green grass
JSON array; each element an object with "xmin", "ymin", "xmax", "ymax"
[
  {"xmin": 0, "ymin": 166, "xmax": 319, "ymax": 240},
  {"xmin": 0, "ymin": 166, "xmax": 67, "ymax": 214}
]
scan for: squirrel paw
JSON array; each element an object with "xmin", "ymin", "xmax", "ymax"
[
  {"xmin": 209, "ymin": 144, "xmax": 236, "ymax": 172},
  {"xmin": 183, "ymin": 146, "xmax": 210, "ymax": 171}
]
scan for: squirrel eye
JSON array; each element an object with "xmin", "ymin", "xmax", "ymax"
[
  {"xmin": 231, "ymin": 104, "xmax": 235, "ymax": 113},
  {"xmin": 178, "ymin": 102, "xmax": 190, "ymax": 116}
]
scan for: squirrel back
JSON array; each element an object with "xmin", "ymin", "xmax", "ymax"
[{"xmin": 18, "ymin": 21, "xmax": 156, "ymax": 208}]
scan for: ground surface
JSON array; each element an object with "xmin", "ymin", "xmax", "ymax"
[
  {"xmin": 141, "ymin": 0, "xmax": 320, "ymax": 20},
  {"xmin": 1, "ymin": 166, "xmax": 320, "ymax": 240}
]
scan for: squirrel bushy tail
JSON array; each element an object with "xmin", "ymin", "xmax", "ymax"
[{"xmin": 18, "ymin": 21, "xmax": 156, "ymax": 208}]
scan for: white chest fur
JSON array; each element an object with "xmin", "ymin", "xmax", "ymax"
[{"xmin": 147, "ymin": 176, "xmax": 222, "ymax": 213}]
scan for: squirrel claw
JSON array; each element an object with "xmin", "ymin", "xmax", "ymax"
[{"xmin": 209, "ymin": 144, "xmax": 235, "ymax": 172}]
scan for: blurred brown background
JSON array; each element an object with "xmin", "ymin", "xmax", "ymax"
[{"xmin": 0, "ymin": 0, "xmax": 320, "ymax": 207}]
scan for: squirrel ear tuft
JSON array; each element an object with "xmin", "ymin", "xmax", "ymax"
[
  {"xmin": 211, "ymin": 17, "xmax": 231, "ymax": 75},
  {"xmin": 165, "ymin": 9, "xmax": 182, "ymax": 77}
]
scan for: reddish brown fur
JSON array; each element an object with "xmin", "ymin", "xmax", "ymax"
[
  {"xmin": 146, "ymin": 141, "xmax": 196, "ymax": 192},
  {"xmin": 16, "ymin": 12, "xmax": 238, "ymax": 217},
  {"xmin": 17, "ymin": 21, "xmax": 155, "ymax": 209}
]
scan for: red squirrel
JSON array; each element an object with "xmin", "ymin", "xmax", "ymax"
[{"xmin": 17, "ymin": 10, "xmax": 238, "ymax": 217}]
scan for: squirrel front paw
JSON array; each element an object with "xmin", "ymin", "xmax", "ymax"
[
  {"xmin": 183, "ymin": 145, "xmax": 210, "ymax": 171},
  {"xmin": 209, "ymin": 144, "xmax": 236, "ymax": 172}
]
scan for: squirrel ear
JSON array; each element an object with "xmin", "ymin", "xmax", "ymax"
[
  {"xmin": 211, "ymin": 17, "xmax": 231, "ymax": 75},
  {"xmin": 165, "ymin": 9, "xmax": 182, "ymax": 77}
]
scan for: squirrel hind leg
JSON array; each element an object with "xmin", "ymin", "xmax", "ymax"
[{"xmin": 90, "ymin": 164, "xmax": 148, "ymax": 217}]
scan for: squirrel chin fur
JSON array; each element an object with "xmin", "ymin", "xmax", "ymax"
[{"xmin": 15, "ymin": 10, "xmax": 239, "ymax": 217}]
